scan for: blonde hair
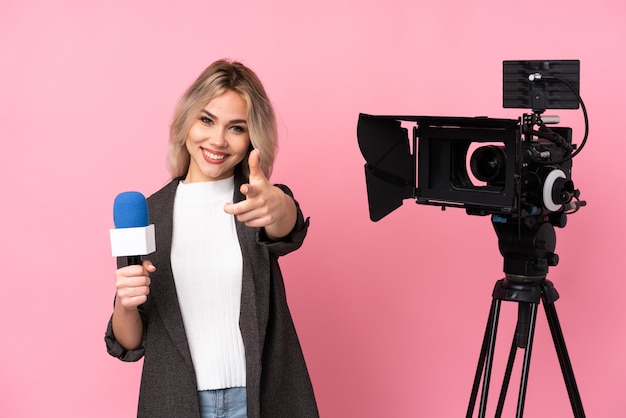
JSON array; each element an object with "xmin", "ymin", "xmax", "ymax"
[{"xmin": 167, "ymin": 59, "xmax": 278, "ymax": 179}]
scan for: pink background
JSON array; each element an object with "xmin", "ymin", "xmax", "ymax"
[{"xmin": 2, "ymin": 0, "xmax": 625, "ymax": 416}]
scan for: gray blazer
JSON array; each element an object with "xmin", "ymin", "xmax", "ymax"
[{"xmin": 105, "ymin": 170, "xmax": 319, "ymax": 417}]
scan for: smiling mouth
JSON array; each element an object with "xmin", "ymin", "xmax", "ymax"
[{"xmin": 202, "ymin": 148, "xmax": 228, "ymax": 161}]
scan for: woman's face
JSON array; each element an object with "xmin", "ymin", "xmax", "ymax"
[{"xmin": 184, "ymin": 90, "xmax": 251, "ymax": 183}]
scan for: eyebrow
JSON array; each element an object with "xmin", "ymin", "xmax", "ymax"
[{"xmin": 200, "ymin": 109, "xmax": 247, "ymax": 125}]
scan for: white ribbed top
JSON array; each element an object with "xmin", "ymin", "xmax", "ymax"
[{"xmin": 170, "ymin": 177, "xmax": 246, "ymax": 390}]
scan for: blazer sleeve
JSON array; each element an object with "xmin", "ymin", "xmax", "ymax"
[
  {"xmin": 104, "ymin": 310, "xmax": 147, "ymax": 362},
  {"xmin": 257, "ymin": 184, "xmax": 309, "ymax": 256}
]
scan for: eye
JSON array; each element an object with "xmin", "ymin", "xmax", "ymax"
[
  {"xmin": 230, "ymin": 125, "xmax": 246, "ymax": 133},
  {"xmin": 200, "ymin": 116, "xmax": 213, "ymax": 125}
]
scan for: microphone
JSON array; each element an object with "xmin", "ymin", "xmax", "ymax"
[{"xmin": 109, "ymin": 191, "xmax": 156, "ymax": 265}]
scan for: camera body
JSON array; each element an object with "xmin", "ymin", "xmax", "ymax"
[{"xmin": 416, "ymin": 114, "xmax": 576, "ymax": 220}]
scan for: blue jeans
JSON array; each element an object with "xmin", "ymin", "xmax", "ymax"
[{"xmin": 198, "ymin": 387, "xmax": 247, "ymax": 418}]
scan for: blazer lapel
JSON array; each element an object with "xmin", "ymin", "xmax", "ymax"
[
  {"xmin": 148, "ymin": 179, "xmax": 195, "ymax": 373},
  {"xmin": 234, "ymin": 175, "xmax": 269, "ymax": 412}
]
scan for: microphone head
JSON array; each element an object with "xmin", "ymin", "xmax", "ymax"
[{"xmin": 113, "ymin": 191, "xmax": 149, "ymax": 228}]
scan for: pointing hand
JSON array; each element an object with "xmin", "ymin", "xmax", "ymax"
[{"xmin": 224, "ymin": 149, "xmax": 296, "ymax": 239}]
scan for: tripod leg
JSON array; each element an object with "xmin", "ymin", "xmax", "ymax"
[
  {"xmin": 496, "ymin": 300, "xmax": 534, "ymax": 415},
  {"xmin": 479, "ymin": 298, "xmax": 502, "ymax": 417},
  {"xmin": 516, "ymin": 302, "xmax": 539, "ymax": 418},
  {"xmin": 467, "ymin": 297, "xmax": 502, "ymax": 418},
  {"xmin": 542, "ymin": 291, "xmax": 586, "ymax": 417},
  {"xmin": 467, "ymin": 299, "xmax": 493, "ymax": 417},
  {"xmin": 495, "ymin": 325, "xmax": 520, "ymax": 417}
]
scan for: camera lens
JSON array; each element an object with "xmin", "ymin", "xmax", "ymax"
[{"xmin": 470, "ymin": 145, "xmax": 506, "ymax": 183}]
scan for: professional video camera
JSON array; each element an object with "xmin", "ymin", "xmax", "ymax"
[
  {"xmin": 358, "ymin": 60, "xmax": 586, "ymax": 226},
  {"xmin": 357, "ymin": 60, "xmax": 589, "ymax": 416}
]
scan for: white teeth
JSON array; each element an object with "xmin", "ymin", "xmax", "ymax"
[{"xmin": 203, "ymin": 149, "xmax": 226, "ymax": 160}]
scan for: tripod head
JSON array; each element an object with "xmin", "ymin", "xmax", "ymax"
[{"xmin": 492, "ymin": 214, "xmax": 564, "ymax": 282}]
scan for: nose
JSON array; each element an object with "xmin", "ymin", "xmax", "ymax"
[{"xmin": 209, "ymin": 127, "xmax": 227, "ymax": 147}]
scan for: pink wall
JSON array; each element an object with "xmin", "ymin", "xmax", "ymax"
[{"xmin": 2, "ymin": 0, "xmax": 624, "ymax": 416}]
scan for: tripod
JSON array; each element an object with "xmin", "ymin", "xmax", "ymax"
[{"xmin": 466, "ymin": 218, "xmax": 585, "ymax": 417}]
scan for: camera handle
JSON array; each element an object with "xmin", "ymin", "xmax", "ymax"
[{"xmin": 466, "ymin": 220, "xmax": 586, "ymax": 417}]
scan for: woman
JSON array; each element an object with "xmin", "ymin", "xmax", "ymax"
[{"xmin": 105, "ymin": 59, "xmax": 319, "ymax": 418}]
